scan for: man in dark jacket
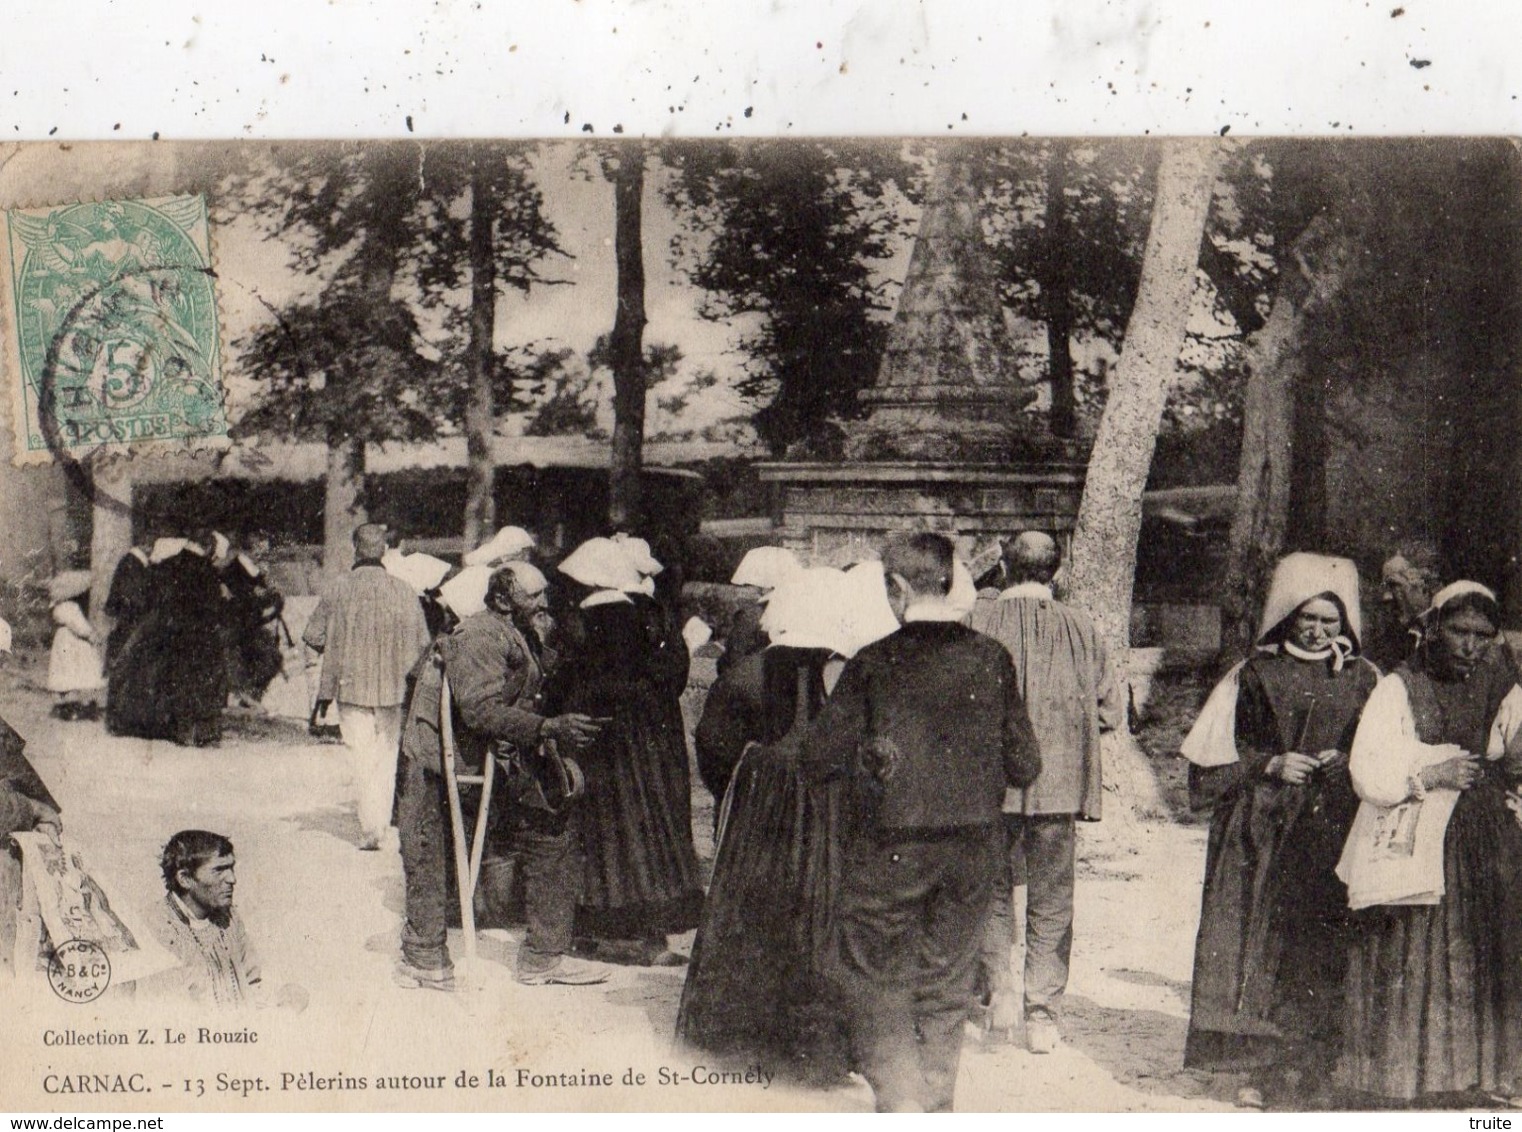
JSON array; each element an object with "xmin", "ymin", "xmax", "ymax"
[
  {"xmin": 395, "ymin": 562, "xmax": 606, "ymax": 989},
  {"xmin": 798, "ymin": 532, "xmax": 1041, "ymax": 1112}
]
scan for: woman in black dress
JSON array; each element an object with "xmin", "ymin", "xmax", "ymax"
[
  {"xmin": 1183, "ymin": 553, "xmax": 1379, "ymax": 1108},
  {"xmin": 1342, "ymin": 582, "xmax": 1522, "ymax": 1104},
  {"xmin": 109, "ymin": 536, "xmax": 229, "ymax": 745},
  {"xmin": 678, "ymin": 565, "xmax": 896, "ymax": 1083},
  {"xmin": 553, "ymin": 537, "xmax": 702, "ymax": 960}
]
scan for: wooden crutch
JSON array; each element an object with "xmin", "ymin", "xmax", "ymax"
[{"xmin": 437, "ymin": 675, "xmax": 496, "ymax": 962}]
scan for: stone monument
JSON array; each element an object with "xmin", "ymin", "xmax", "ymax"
[{"xmin": 758, "ymin": 142, "xmax": 1088, "ymax": 565}]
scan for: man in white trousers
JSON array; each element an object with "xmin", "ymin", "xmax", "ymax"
[{"xmin": 304, "ymin": 523, "xmax": 431, "ymax": 850}]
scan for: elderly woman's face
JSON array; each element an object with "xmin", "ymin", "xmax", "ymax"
[
  {"xmin": 1436, "ymin": 606, "xmax": 1498, "ymax": 677},
  {"xmin": 1289, "ymin": 597, "xmax": 1343, "ymax": 653}
]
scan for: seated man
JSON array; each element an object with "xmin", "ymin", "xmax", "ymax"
[{"xmin": 142, "ymin": 830, "xmax": 266, "ymax": 1008}]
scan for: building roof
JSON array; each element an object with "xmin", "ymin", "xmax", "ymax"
[{"xmin": 122, "ymin": 436, "xmax": 748, "ymax": 484}]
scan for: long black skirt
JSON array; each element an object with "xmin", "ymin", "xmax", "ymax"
[
  {"xmin": 676, "ymin": 743, "xmax": 853, "ymax": 1081},
  {"xmin": 572, "ymin": 687, "xmax": 703, "ymax": 938},
  {"xmin": 1344, "ymin": 776, "xmax": 1522, "ymax": 1100}
]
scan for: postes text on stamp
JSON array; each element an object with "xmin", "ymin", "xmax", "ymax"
[{"xmin": 2, "ymin": 196, "xmax": 227, "ymax": 465}]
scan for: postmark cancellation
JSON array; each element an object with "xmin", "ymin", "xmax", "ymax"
[{"xmin": 1, "ymin": 195, "xmax": 228, "ymax": 466}]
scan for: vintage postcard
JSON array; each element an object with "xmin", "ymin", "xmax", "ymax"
[{"xmin": 1, "ymin": 4, "xmax": 1519, "ymax": 1122}]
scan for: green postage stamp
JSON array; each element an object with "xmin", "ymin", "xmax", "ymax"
[{"xmin": 1, "ymin": 195, "xmax": 228, "ymax": 465}]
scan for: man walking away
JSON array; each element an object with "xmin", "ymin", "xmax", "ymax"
[
  {"xmin": 970, "ymin": 531, "xmax": 1123, "ymax": 1053},
  {"xmin": 799, "ymin": 532, "xmax": 1041, "ymax": 1112},
  {"xmin": 304, "ymin": 524, "xmax": 432, "ymax": 851}
]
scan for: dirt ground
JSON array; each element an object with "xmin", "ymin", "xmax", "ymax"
[{"xmin": 1, "ymin": 656, "xmax": 1241, "ymax": 1114}]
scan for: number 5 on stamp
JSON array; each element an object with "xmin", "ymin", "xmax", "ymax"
[{"xmin": 1, "ymin": 195, "xmax": 228, "ymax": 465}]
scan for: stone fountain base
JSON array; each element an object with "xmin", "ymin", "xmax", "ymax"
[{"xmin": 756, "ymin": 460, "xmax": 1088, "ymax": 565}]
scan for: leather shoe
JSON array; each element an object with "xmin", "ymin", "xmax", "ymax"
[
  {"xmin": 516, "ymin": 956, "xmax": 610, "ymax": 986},
  {"xmin": 1026, "ymin": 1012, "xmax": 1060, "ymax": 1055},
  {"xmin": 394, "ymin": 963, "xmax": 455, "ymax": 992}
]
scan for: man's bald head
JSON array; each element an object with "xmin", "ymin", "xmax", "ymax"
[
  {"xmin": 352, "ymin": 523, "xmax": 389, "ymax": 561},
  {"xmin": 485, "ymin": 561, "xmax": 550, "ymax": 617},
  {"xmin": 1005, "ymin": 531, "xmax": 1062, "ymax": 586}
]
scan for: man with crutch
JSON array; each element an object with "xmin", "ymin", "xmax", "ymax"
[{"xmin": 395, "ymin": 562, "xmax": 606, "ymax": 990}]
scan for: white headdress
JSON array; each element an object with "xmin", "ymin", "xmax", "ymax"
[
  {"xmin": 384, "ymin": 551, "xmax": 453, "ymax": 595},
  {"xmin": 731, "ymin": 546, "xmax": 803, "ymax": 593},
  {"xmin": 462, "ymin": 526, "xmax": 535, "ymax": 569},
  {"xmin": 1255, "ymin": 552, "xmax": 1364, "ymax": 651},
  {"xmin": 612, "ymin": 532, "xmax": 663, "ymax": 577},
  {"xmin": 559, "ymin": 537, "xmax": 646, "ymax": 592},
  {"xmin": 149, "ymin": 538, "xmax": 188, "ymax": 564},
  {"xmin": 1185, "ymin": 552, "xmax": 1366, "ymax": 770},
  {"xmin": 841, "ymin": 560, "xmax": 907, "ymax": 655},
  {"xmin": 48, "ymin": 569, "xmax": 92, "ymax": 604},
  {"xmin": 761, "ymin": 568, "xmax": 855, "ymax": 655},
  {"xmin": 947, "ymin": 559, "xmax": 978, "ymax": 618},
  {"xmin": 437, "ymin": 564, "xmax": 493, "ymax": 618},
  {"xmin": 1428, "ymin": 580, "xmax": 1498, "ymax": 615}
]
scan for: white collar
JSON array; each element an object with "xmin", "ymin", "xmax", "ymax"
[
  {"xmin": 1282, "ymin": 640, "xmax": 1332, "ymax": 662},
  {"xmin": 129, "ymin": 547, "xmax": 150, "ymax": 566},
  {"xmin": 999, "ymin": 582, "xmax": 1053, "ymax": 601},
  {"xmin": 1279, "ymin": 636, "xmax": 1355, "ymax": 671},
  {"xmin": 903, "ymin": 600, "xmax": 964, "ymax": 623},
  {"xmin": 171, "ymin": 891, "xmax": 216, "ymax": 931},
  {"xmin": 580, "ymin": 588, "xmax": 634, "ymax": 609}
]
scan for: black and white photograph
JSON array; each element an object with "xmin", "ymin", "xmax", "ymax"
[{"xmin": 1, "ymin": 1, "xmax": 1520, "ymax": 1119}]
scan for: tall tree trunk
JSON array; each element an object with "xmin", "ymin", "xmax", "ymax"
[
  {"xmin": 463, "ymin": 148, "xmax": 499, "ymax": 553},
  {"xmin": 89, "ymin": 460, "xmax": 133, "ymax": 643},
  {"xmin": 1219, "ymin": 296, "xmax": 1297, "ymax": 661},
  {"xmin": 1287, "ymin": 365, "xmax": 1329, "ymax": 549},
  {"xmin": 1067, "ymin": 138, "xmax": 1221, "ymax": 822},
  {"xmin": 607, "ymin": 145, "xmax": 647, "ymax": 530},
  {"xmin": 1220, "ymin": 214, "xmax": 1346, "ymax": 661},
  {"xmin": 323, "ymin": 428, "xmax": 366, "ymax": 577},
  {"xmin": 1045, "ymin": 142, "xmax": 1077, "ymax": 439},
  {"xmin": 319, "ymin": 152, "xmax": 407, "ymax": 576}
]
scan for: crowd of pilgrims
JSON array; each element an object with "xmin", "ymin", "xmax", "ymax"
[
  {"xmin": 689, "ymin": 546, "xmax": 1522, "ymax": 1111},
  {"xmin": 46, "ymin": 530, "xmax": 285, "ymax": 740},
  {"xmin": 1181, "ymin": 555, "xmax": 1522, "ymax": 1110},
  {"xmin": 35, "ymin": 521, "xmax": 1522, "ymax": 1110}
]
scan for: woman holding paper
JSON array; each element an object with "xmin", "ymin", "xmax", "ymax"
[
  {"xmin": 1182, "ymin": 553, "xmax": 1379, "ymax": 1108},
  {"xmin": 1340, "ymin": 582, "xmax": 1522, "ymax": 1104}
]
